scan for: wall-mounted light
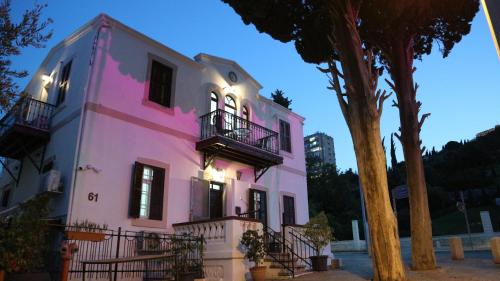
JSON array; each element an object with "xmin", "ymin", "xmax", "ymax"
[
  {"xmin": 41, "ymin": 74, "xmax": 53, "ymax": 89},
  {"xmin": 223, "ymin": 85, "xmax": 235, "ymax": 95},
  {"xmin": 210, "ymin": 166, "xmax": 225, "ymax": 182}
]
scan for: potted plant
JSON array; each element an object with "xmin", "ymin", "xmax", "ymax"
[
  {"xmin": 240, "ymin": 230, "xmax": 266, "ymax": 281},
  {"xmin": 65, "ymin": 220, "xmax": 107, "ymax": 241},
  {"xmin": 0, "ymin": 194, "xmax": 52, "ymax": 281},
  {"xmin": 303, "ymin": 212, "xmax": 333, "ymax": 271},
  {"xmin": 172, "ymin": 234, "xmax": 205, "ymax": 281}
]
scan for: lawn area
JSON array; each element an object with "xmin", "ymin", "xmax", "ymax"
[{"xmin": 431, "ymin": 205, "xmax": 500, "ymax": 236}]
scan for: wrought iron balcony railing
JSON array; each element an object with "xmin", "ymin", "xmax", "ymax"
[
  {"xmin": 199, "ymin": 109, "xmax": 279, "ymax": 155},
  {"xmin": 0, "ymin": 97, "xmax": 55, "ymax": 137}
]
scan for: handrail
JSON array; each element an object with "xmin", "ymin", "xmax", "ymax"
[
  {"xmin": 287, "ymin": 225, "xmax": 317, "ymax": 252},
  {"xmin": 198, "ymin": 109, "xmax": 280, "ymax": 155},
  {"xmin": 0, "ymin": 97, "xmax": 55, "ymax": 136},
  {"xmin": 263, "ymin": 226, "xmax": 296, "ymax": 277}
]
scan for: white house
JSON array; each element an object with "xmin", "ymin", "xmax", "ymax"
[{"xmin": 0, "ymin": 14, "xmax": 318, "ymax": 281}]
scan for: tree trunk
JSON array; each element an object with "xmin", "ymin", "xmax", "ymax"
[
  {"xmin": 350, "ymin": 103, "xmax": 407, "ymax": 281},
  {"xmin": 388, "ymin": 39, "xmax": 436, "ymax": 270},
  {"xmin": 331, "ymin": 4, "xmax": 407, "ymax": 280}
]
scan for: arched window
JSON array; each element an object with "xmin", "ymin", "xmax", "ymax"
[
  {"xmin": 210, "ymin": 92, "xmax": 218, "ymax": 112},
  {"xmin": 224, "ymin": 95, "xmax": 237, "ymax": 130},
  {"xmin": 224, "ymin": 95, "xmax": 236, "ymax": 115},
  {"xmin": 242, "ymin": 105, "xmax": 250, "ymax": 121}
]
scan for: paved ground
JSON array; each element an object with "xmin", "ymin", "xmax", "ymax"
[{"xmin": 292, "ymin": 251, "xmax": 500, "ymax": 281}]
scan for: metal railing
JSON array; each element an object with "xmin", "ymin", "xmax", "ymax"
[
  {"xmin": 0, "ymin": 97, "xmax": 55, "ymax": 136},
  {"xmin": 54, "ymin": 226, "xmax": 204, "ymax": 281},
  {"xmin": 199, "ymin": 109, "xmax": 279, "ymax": 155},
  {"xmin": 284, "ymin": 225, "xmax": 316, "ymax": 267}
]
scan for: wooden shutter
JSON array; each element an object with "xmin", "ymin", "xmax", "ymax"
[
  {"xmin": 248, "ymin": 189, "xmax": 255, "ymax": 218},
  {"xmin": 129, "ymin": 162, "xmax": 144, "ymax": 218},
  {"xmin": 190, "ymin": 177, "xmax": 209, "ymax": 221},
  {"xmin": 149, "ymin": 167, "xmax": 165, "ymax": 220}
]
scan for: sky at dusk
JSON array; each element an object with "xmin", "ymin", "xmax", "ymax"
[{"xmin": 10, "ymin": 1, "xmax": 500, "ymax": 171}]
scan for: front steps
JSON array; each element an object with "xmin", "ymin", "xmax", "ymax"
[{"xmin": 263, "ymin": 252, "xmax": 311, "ymax": 280}]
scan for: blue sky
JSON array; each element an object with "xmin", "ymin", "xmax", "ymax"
[{"xmin": 10, "ymin": 1, "xmax": 500, "ymax": 171}]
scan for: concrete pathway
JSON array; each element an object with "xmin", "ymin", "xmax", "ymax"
[{"xmin": 290, "ymin": 251, "xmax": 500, "ymax": 281}]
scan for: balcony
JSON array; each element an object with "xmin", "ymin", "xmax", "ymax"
[
  {"xmin": 0, "ymin": 97, "xmax": 55, "ymax": 159},
  {"xmin": 196, "ymin": 109, "xmax": 283, "ymax": 181}
]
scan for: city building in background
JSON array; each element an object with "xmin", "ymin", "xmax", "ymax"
[{"xmin": 304, "ymin": 132, "xmax": 336, "ymax": 174}]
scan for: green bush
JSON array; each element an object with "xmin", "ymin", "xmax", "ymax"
[
  {"xmin": 304, "ymin": 212, "xmax": 333, "ymax": 256},
  {"xmin": 0, "ymin": 194, "xmax": 51, "ymax": 273},
  {"xmin": 240, "ymin": 230, "xmax": 265, "ymax": 266}
]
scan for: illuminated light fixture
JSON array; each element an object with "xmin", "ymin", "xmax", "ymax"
[
  {"xmin": 41, "ymin": 74, "xmax": 53, "ymax": 89},
  {"xmin": 223, "ymin": 85, "xmax": 235, "ymax": 95},
  {"xmin": 210, "ymin": 166, "xmax": 225, "ymax": 182}
]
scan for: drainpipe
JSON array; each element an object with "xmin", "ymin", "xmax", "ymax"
[{"xmin": 66, "ymin": 16, "xmax": 110, "ymax": 225}]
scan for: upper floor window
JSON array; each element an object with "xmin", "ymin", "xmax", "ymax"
[
  {"xmin": 129, "ymin": 162, "xmax": 165, "ymax": 221},
  {"xmin": 242, "ymin": 106, "xmax": 249, "ymax": 121},
  {"xmin": 210, "ymin": 92, "xmax": 218, "ymax": 112},
  {"xmin": 56, "ymin": 60, "xmax": 72, "ymax": 106},
  {"xmin": 149, "ymin": 60, "xmax": 173, "ymax": 108},
  {"xmin": 224, "ymin": 95, "xmax": 236, "ymax": 115},
  {"xmin": 279, "ymin": 120, "xmax": 291, "ymax": 152}
]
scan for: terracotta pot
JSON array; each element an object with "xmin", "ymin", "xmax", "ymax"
[
  {"xmin": 0, "ymin": 270, "xmax": 5, "ymax": 281},
  {"xmin": 66, "ymin": 231, "xmax": 105, "ymax": 241},
  {"xmin": 250, "ymin": 266, "xmax": 266, "ymax": 281},
  {"xmin": 331, "ymin": 258, "xmax": 340, "ymax": 269},
  {"xmin": 310, "ymin": 255, "xmax": 329, "ymax": 271}
]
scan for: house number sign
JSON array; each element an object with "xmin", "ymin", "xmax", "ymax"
[{"xmin": 88, "ymin": 192, "xmax": 99, "ymax": 202}]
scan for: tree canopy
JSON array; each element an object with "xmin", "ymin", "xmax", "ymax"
[
  {"xmin": 0, "ymin": 0, "xmax": 52, "ymax": 111},
  {"xmin": 271, "ymin": 89, "xmax": 292, "ymax": 109}
]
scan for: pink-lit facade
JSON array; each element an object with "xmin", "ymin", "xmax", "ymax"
[{"xmin": 0, "ymin": 14, "xmax": 311, "ymax": 280}]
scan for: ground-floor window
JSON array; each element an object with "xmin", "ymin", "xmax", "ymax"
[{"xmin": 129, "ymin": 162, "xmax": 165, "ymax": 221}]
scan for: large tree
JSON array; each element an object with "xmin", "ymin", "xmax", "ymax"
[
  {"xmin": 360, "ymin": 0, "xmax": 479, "ymax": 270},
  {"xmin": 223, "ymin": 1, "xmax": 406, "ymax": 280},
  {"xmin": 0, "ymin": 0, "xmax": 52, "ymax": 111}
]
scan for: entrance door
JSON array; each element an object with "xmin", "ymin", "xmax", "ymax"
[
  {"xmin": 209, "ymin": 182, "xmax": 224, "ymax": 219},
  {"xmin": 282, "ymin": 195, "xmax": 296, "ymax": 225},
  {"xmin": 249, "ymin": 189, "xmax": 267, "ymax": 226}
]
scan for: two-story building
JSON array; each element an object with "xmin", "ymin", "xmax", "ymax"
[{"xmin": 0, "ymin": 14, "xmax": 315, "ymax": 281}]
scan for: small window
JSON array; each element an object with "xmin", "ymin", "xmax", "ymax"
[
  {"xmin": 56, "ymin": 60, "xmax": 72, "ymax": 106},
  {"xmin": 279, "ymin": 120, "xmax": 291, "ymax": 152},
  {"xmin": 129, "ymin": 162, "xmax": 165, "ymax": 220},
  {"xmin": 149, "ymin": 60, "xmax": 173, "ymax": 108},
  {"xmin": 1, "ymin": 188, "xmax": 11, "ymax": 208},
  {"xmin": 242, "ymin": 106, "xmax": 249, "ymax": 121},
  {"xmin": 210, "ymin": 92, "xmax": 218, "ymax": 112}
]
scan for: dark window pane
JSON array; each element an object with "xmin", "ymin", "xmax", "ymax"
[
  {"xmin": 56, "ymin": 60, "xmax": 72, "ymax": 106},
  {"xmin": 149, "ymin": 60, "xmax": 173, "ymax": 107},
  {"xmin": 280, "ymin": 120, "xmax": 291, "ymax": 152}
]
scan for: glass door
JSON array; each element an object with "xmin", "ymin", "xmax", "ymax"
[
  {"xmin": 249, "ymin": 189, "xmax": 267, "ymax": 227},
  {"xmin": 209, "ymin": 182, "xmax": 224, "ymax": 219}
]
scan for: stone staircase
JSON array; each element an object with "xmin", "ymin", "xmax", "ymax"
[{"xmin": 263, "ymin": 252, "xmax": 311, "ymax": 280}]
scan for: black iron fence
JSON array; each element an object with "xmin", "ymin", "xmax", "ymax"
[
  {"xmin": 199, "ymin": 109, "xmax": 279, "ymax": 154},
  {"xmin": 46, "ymin": 225, "xmax": 204, "ymax": 281},
  {"xmin": 0, "ymin": 97, "xmax": 55, "ymax": 136}
]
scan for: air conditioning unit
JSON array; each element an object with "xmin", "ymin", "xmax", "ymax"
[{"xmin": 43, "ymin": 170, "xmax": 61, "ymax": 193}]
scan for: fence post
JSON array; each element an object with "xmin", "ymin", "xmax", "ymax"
[{"xmin": 113, "ymin": 227, "xmax": 121, "ymax": 281}]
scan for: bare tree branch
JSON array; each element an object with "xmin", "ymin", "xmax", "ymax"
[
  {"xmin": 392, "ymin": 100, "xmax": 399, "ymax": 108},
  {"xmin": 385, "ymin": 78, "xmax": 396, "ymax": 92},
  {"xmin": 377, "ymin": 90, "xmax": 392, "ymax": 116},
  {"xmin": 418, "ymin": 113, "xmax": 431, "ymax": 131}
]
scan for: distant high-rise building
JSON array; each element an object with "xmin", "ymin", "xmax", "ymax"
[
  {"xmin": 304, "ymin": 132, "xmax": 336, "ymax": 173},
  {"xmin": 483, "ymin": 0, "xmax": 500, "ymax": 59}
]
